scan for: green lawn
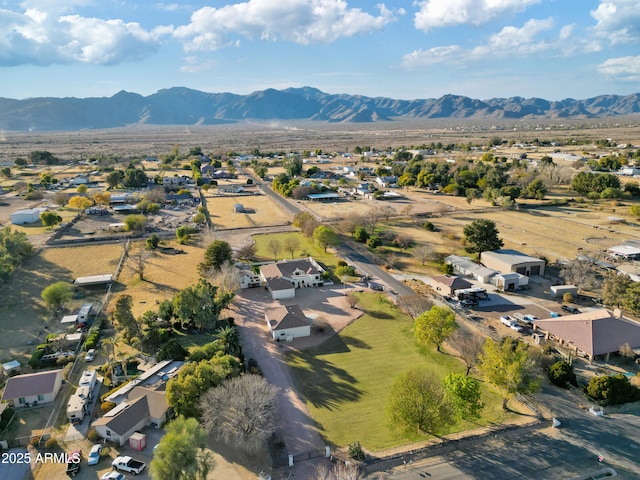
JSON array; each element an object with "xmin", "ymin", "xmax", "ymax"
[
  {"xmin": 287, "ymin": 292, "xmax": 513, "ymax": 451},
  {"xmin": 252, "ymin": 232, "xmax": 341, "ymax": 271}
]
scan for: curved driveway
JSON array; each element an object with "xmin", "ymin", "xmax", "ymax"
[{"xmin": 231, "ymin": 288, "xmax": 325, "ymax": 457}]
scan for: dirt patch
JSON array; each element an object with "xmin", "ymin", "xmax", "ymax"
[{"xmin": 205, "ymin": 193, "xmax": 291, "ymax": 229}]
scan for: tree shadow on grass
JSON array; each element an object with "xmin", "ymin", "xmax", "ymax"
[
  {"xmin": 342, "ymin": 335, "xmax": 372, "ymax": 349},
  {"xmin": 367, "ymin": 309, "xmax": 394, "ymax": 320},
  {"xmin": 287, "ymin": 349, "xmax": 363, "ymax": 412}
]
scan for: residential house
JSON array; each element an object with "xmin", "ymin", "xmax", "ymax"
[
  {"xmin": 162, "ymin": 176, "xmax": 187, "ymax": 188},
  {"xmin": 607, "ymin": 245, "xmax": 640, "ymax": 261},
  {"xmin": 72, "ymin": 175, "xmax": 90, "ymax": 185},
  {"xmin": 481, "ymin": 249, "xmax": 545, "ymax": 277},
  {"xmin": 1, "ymin": 369, "xmax": 63, "ymax": 408},
  {"xmin": 265, "ymin": 305, "xmax": 311, "ymax": 340},
  {"xmin": 430, "ymin": 275, "xmax": 473, "ymax": 297},
  {"xmin": 375, "ymin": 175, "xmax": 398, "ymax": 188},
  {"xmin": 92, "ymin": 396, "xmax": 152, "ymax": 445},
  {"xmin": 534, "ymin": 309, "xmax": 640, "ymax": 361},
  {"xmin": 259, "ymin": 258, "xmax": 326, "ymax": 300}
]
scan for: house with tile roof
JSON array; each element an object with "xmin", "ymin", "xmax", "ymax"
[
  {"xmin": 265, "ymin": 305, "xmax": 310, "ymax": 340},
  {"xmin": 534, "ymin": 309, "xmax": 640, "ymax": 361},
  {"xmin": 259, "ymin": 257, "xmax": 326, "ymax": 300},
  {"xmin": 430, "ymin": 275, "xmax": 473, "ymax": 297}
]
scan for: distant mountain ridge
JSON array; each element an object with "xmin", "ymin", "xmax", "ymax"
[{"xmin": 1, "ymin": 86, "xmax": 639, "ymax": 131}]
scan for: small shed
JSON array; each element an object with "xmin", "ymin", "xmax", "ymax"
[
  {"xmin": 129, "ymin": 431, "xmax": 147, "ymax": 451},
  {"xmin": 2, "ymin": 360, "xmax": 20, "ymax": 376},
  {"xmin": 233, "ymin": 204, "xmax": 245, "ymax": 213},
  {"xmin": 10, "ymin": 208, "xmax": 44, "ymax": 225},
  {"xmin": 550, "ymin": 285, "xmax": 579, "ymax": 298},
  {"xmin": 493, "ymin": 272, "xmax": 528, "ymax": 291}
]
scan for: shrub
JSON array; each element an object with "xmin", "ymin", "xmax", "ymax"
[
  {"xmin": 87, "ymin": 429, "xmax": 99, "ymax": 442},
  {"xmin": 348, "ymin": 441, "xmax": 365, "ymax": 462},
  {"xmin": 367, "ymin": 236, "xmax": 382, "ymax": 248},
  {"xmin": 28, "ymin": 349, "xmax": 45, "ymax": 369},
  {"xmin": 101, "ymin": 401, "xmax": 116, "ymax": 413},
  {"xmin": 353, "ymin": 226, "xmax": 369, "ymax": 243},
  {"xmin": 585, "ymin": 374, "xmax": 640, "ymax": 405},
  {"xmin": 548, "ymin": 361, "xmax": 577, "ymax": 388},
  {"xmin": 44, "ymin": 437, "xmax": 58, "ymax": 450},
  {"xmin": 247, "ymin": 358, "xmax": 262, "ymax": 376}
]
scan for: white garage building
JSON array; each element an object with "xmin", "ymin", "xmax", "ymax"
[
  {"xmin": 11, "ymin": 208, "xmax": 44, "ymax": 225},
  {"xmin": 265, "ymin": 305, "xmax": 310, "ymax": 340}
]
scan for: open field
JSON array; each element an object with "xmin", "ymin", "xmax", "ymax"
[
  {"xmin": 286, "ymin": 292, "xmax": 514, "ymax": 451},
  {"xmin": 115, "ymin": 239, "xmax": 205, "ymax": 318},
  {"xmin": 0, "ymin": 244, "xmax": 122, "ymax": 361},
  {"xmin": 205, "ymin": 193, "xmax": 291, "ymax": 229},
  {"xmin": 1, "ymin": 119, "xmax": 640, "ymax": 160}
]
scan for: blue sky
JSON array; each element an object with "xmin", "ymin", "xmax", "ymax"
[{"xmin": 1, "ymin": 0, "xmax": 639, "ymax": 101}]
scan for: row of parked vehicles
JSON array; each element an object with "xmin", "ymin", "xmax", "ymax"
[{"xmin": 66, "ymin": 449, "xmax": 146, "ymax": 478}]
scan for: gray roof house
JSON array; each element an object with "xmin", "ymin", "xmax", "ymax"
[{"xmin": 265, "ymin": 305, "xmax": 311, "ymax": 340}]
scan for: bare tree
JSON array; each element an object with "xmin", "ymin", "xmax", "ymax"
[
  {"xmin": 128, "ymin": 246, "xmax": 151, "ymax": 281},
  {"xmin": 267, "ymin": 239, "xmax": 281, "ymax": 261},
  {"xmin": 363, "ymin": 208, "xmax": 382, "ymax": 234},
  {"xmin": 397, "ymin": 295, "xmax": 432, "ymax": 319},
  {"xmin": 206, "ymin": 261, "xmax": 241, "ymax": 294},
  {"xmin": 435, "ymin": 202, "xmax": 450, "ymax": 217},
  {"xmin": 283, "ymin": 237, "xmax": 301, "ymax": 258},
  {"xmin": 346, "ymin": 292, "xmax": 359, "ymax": 309},
  {"xmin": 313, "ymin": 463, "xmax": 364, "ymax": 480},
  {"xmin": 379, "ymin": 205, "xmax": 396, "ymax": 223},
  {"xmin": 449, "ymin": 330, "xmax": 485, "ymax": 376},
  {"xmin": 392, "ymin": 234, "xmax": 414, "ymax": 250},
  {"xmin": 199, "ymin": 375, "xmax": 278, "ymax": 452},
  {"xmin": 560, "ymin": 257, "xmax": 602, "ymax": 292},
  {"xmin": 236, "ymin": 242, "xmax": 256, "ymax": 261},
  {"xmin": 413, "ymin": 244, "xmax": 432, "ymax": 266},
  {"xmin": 337, "ymin": 213, "xmax": 364, "ymax": 234}
]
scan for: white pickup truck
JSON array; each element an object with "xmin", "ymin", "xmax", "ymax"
[{"xmin": 112, "ymin": 456, "xmax": 146, "ymax": 475}]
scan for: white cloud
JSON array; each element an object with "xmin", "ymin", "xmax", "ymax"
[
  {"xmin": 402, "ymin": 18, "xmax": 554, "ymax": 68},
  {"xmin": 0, "ymin": 5, "xmax": 169, "ymax": 66},
  {"xmin": 591, "ymin": 0, "xmax": 640, "ymax": 44},
  {"xmin": 174, "ymin": 0, "xmax": 402, "ymax": 52},
  {"xmin": 598, "ymin": 55, "xmax": 640, "ymax": 81},
  {"xmin": 414, "ymin": 0, "xmax": 540, "ymax": 32}
]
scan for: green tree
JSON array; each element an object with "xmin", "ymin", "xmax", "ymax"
[
  {"xmin": 40, "ymin": 211, "xmax": 62, "ymax": 227},
  {"xmin": 414, "ymin": 305, "xmax": 458, "ymax": 352},
  {"xmin": 146, "ymin": 233, "xmax": 161, "ymax": 250},
  {"xmin": 463, "ymin": 219, "xmax": 503, "ymax": 256},
  {"xmin": 548, "ymin": 361, "xmax": 577, "ymax": 389},
  {"xmin": 106, "ymin": 170, "xmax": 124, "ymax": 189},
  {"xmin": 442, "ymin": 372, "xmax": 484, "ymax": 420},
  {"xmin": 124, "ymin": 214, "xmax": 147, "ymax": 235},
  {"xmin": 113, "ymin": 294, "xmax": 140, "ymax": 341},
  {"xmin": 176, "ymin": 226, "xmax": 196, "ymax": 245},
  {"xmin": 199, "ymin": 374, "xmax": 278, "ymax": 451},
  {"xmin": 629, "ymin": 205, "xmax": 640, "ymax": 218},
  {"xmin": 123, "ymin": 166, "xmax": 149, "ymax": 187},
  {"xmin": 477, "ymin": 337, "xmax": 540, "ymax": 409},
  {"xmin": 41, "ymin": 282, "xmax": 72, "ymax": 311},
  {"xmin": 150, "ymin": 416, "xmax": 215, "ymax": 480},
  {"xmin": 199, "ymin": 240, "xmax": 233, "ymax": 273},
  {"xmin": 0, "ymin": 167, "xmax": 10, "ymax": 179},
  {"xmin": 386, "ymin": 368, "xmax": 455, "ymax": 434},
  {"xmin": 313, "ymin": 225, "xmax": 339, "ymax": 252},
  {"xmin": 353, "ymin": 226, "xmax": 369, "ymax": 243},
  {"xmin": 571, "ymin": 171, "xmax": 621, "ymax": 195},
  {"xmin": 76, "ymin": 184, "xmax": 88, "ymax": 194},
  {"xmin": 173, "ymin": 279, "xmax": 234, "ymax": 331},
  {"xmin": 214, "ymin": 325, "xmax": 241, "ymax": 357},
  {"xmin": 157, "ymin": 338, "xmax": 188, "ymax": 362},
  {"xmin": 601, "ymin": 272, "xmax": 631, "ymax": 307},
  {"xmin": 524, "ymin": 178, "xmax": 547, "ymax": 199},
  {"xmin": 166, "ymin": 354, "xmax": 240, "ymax": 417},
  {"xmin": 0, "ymin": 228, "xmax": 33, "ymax": 282}
]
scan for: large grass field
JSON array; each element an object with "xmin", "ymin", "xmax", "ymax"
[
  {"xmin": 287, "ymin": 292, "xmax": 513, "ymax": 451},
  {"xmin": 252, "ymin": 231, "xmax": 342, "ymax": 272}
]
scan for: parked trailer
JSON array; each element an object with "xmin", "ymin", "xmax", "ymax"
[{"xmin": 456, "ymin": 288, "xmax": 488, "ymax": 301}]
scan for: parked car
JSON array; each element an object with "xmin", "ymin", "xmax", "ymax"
[
  {"xmin": 459, "ymin": 299, "xmax": 479, "ymax": 308},
  {"xmin": 88, "ymin": 444, "xmax": 102, "ymax": 466},
  {"xmin": 510, "ymin": 323, "xmax": 523, "ymax": 333},
  {"xmin": 561, "ymin": 305, "xmax": 581, "ymax": 314},
  {"xmin": 66, "ymin": 449, "xmax": 82, "ymax": 477},
  {"xmin": 84, "ymin": 349, "xmax": 96, "ymax": 362},
  {"xmin": 500, "ymin": 315, "xmax": 514, "ymax": 327},
  {"xmin": 101, "ymin": 472, "xmax": 125, "ymax": 480},
  {"xmin": 112, "ymin": 456, "xmax": 146, "ymax": 475}
]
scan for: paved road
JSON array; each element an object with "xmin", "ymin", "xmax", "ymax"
[{"xmin": 367, "ymin": 383, "xmax": 640, "ymax": 479}]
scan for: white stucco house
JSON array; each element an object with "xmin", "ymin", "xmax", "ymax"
[
  {"xmin": 265, "ymin": 305, "xmax": 311, "ymax": 340},
  {"xmin": 259, "ymin": 257, "xmax": 326, "ymax": 300}
]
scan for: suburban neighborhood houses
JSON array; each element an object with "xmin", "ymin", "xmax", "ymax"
[{"xmin": 0, "ymin": 126, "xmax": 640, "ymax": 480}]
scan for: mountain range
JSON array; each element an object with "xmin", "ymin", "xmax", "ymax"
[{"xmin": 1, "ymin": 87, "xmax": 640, "ymax": 131}]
